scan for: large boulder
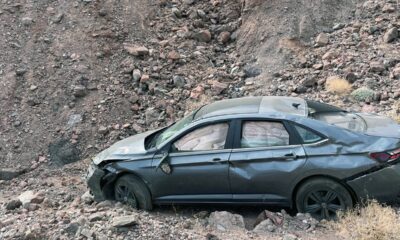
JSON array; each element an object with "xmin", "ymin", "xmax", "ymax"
[{"xmin": 208, "ymin": 211, "xmax": 245, "ymax": 231}]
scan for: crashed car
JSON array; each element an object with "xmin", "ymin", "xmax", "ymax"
[{"xmin": 87, "ymin": 96, "xmax": 400, "ymax": 219}]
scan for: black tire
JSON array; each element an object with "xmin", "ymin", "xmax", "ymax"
[
  {"xmin": 295, "ymin": 178, "xmax": 353, "ymax": 220},
  {"xmin": 114, "ymin": 174, "xmax": 153, "ymax": 210}
]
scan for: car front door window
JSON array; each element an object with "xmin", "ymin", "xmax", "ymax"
[{"xmin": 173, "ymin": 123, "xmax": 229, "ymax": 152}]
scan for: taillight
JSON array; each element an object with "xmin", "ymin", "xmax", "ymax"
[{"xmin": 370, "ymin": 148, "xmax": 400, "ymax": 163}]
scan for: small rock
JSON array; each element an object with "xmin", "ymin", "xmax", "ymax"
[
  {"xmin": 145, "ymin": 108, "xmax": 160, "ymax": 124},
  {"xmin": 382, "ymin": 4, "xmax": 396, "ymax": 13},
  {"xmin": 140, "ymin": 74, "xmax": 150, "ymax": 83},
  {"xmin": 89, "ymin": 212, "xmax": 104, "ymax": 222},
  {"xmin": 333, "ymin": 23, "xmax": 345, "ymax": 30},
  {"xmin": 98, "ymin": 126, "xmax": 108, "ymax": 135},
  {"xmin": 253, "ymin": 219, "xmax": 277, "ymax": 234},
  {"xmin": 171, "ymin": 7, "xmax": 182, "ymax": 18},
  {"xmin": 190, "ymin": 85, "xmax": 204, "ymax": 99},
  {"xmin": 65, "ymin": 223, "xmax": 80, "ymax": 236},
  {"xmin": 132, "ymin": 69, "xmax": 141, "ymax": 82},
  {"xmin": 393, "ymin": 67, "xmax": 400, "ymax": 79},
  {"xmin": 193, "ymin": 30, "xmax": 212, "ymax": 42},
  {"xmin": 173, "ymin": 75, "xmax": 186, "ymax": 87},
  {"xmin": 283, "ymin": 234, "xmax": 298, "ymax": 240},
  {"xmin": 312, "ymin": 63, "xmax": 323, "ymax": 70},
  {"xmin": 124, "ymin": 44, "xmax": 149, "ymax": 56},
  {"xmin": 218, "ymin": 31, "xmax": 231, "ymax": 44},
  {"xmin": 301, "ymin": 77, "xmax": 318, "ymax": 87},
  {"xmin": 0, "ymin": 168, "xmax": 25, "ymax": 180},
  {"xmin": 210, "ymin": 80, "xmax": 228, "ymax": 94},
  {"xmin": 383, "ymin": 27, "xmax": 398, "ymax": 43},
  {"xmin": 67, "ymin": 114, "xmax": 83, "ymax": 128},
  {"xmin": 295, "ymin": 85, "xmax": 307, "ymax": 94},
  {"xmin": 345, "ymin": 72, "xmax": 357, "ymax": 83},
  {"xmin": 322, "ymin": 51, "xmax": 338, "ymax": 60},
  {"xmin": 369, "ymin": 61, "xmax": 385, "ymax": 73},
  {"xmin": 73, "ymin": 85, "xmax": 87, "ymax": 97},
  {"xmin": 80, "ymin": 228, "xmax": 94, "ymax": 238},
  {"xmin": 52, "ymin": 13, "xmax": 64, "ymax": 23},
  {"xmin": 5, "ymin": 199, "xmax": 22, "ymax": 210},
  {"xmin": 112, "ymin": 215, "xmax": 138, "ymax": 228},
  {"xmin": 315, "ymin": 33, "xmax": 329, "ymax": 46},
  {"xmin": 243, "ymin": 65, "xmax": 262, "ymax": 78},
  {"xmin": 23, "ymin": 203, "xmax": 39, "ymax": 211},
  {"xmin": 15, "ymin": 68, "xmax": 27, "ymax": 76},
  {"xmin": 21, "ymin": 17, "xmax": 33, "ymax": 26},
  {"xmin": 18, "ymin": 191, "xmax": 44, "ymax": 205},
  {"xmin": 81, "ymin": 191, "xmax": 94, "ymax": 204},
  {"xmin": 168, "ymin": 50, "xmax": 181, "ymax": 60}
]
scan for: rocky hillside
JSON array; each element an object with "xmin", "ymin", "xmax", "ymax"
[
  {"xmin": 1, "ymin": 0, "xmax": 400, "ymax": 239},
  {"xmin": 1, "ymin": 0, "xmax": 398, "ymax": 171}
]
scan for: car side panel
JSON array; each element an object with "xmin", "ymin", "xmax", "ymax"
[
  {"xmin": 229, "ymin": 145, "xmax": 307, "ymax": 206},
  {"xmin": 150, "ymin": 150, "xmax": 232, "ymax": 202},
  {"xmin": 111, "ymin": 157, "xmax": 156, "ymax": 186}
]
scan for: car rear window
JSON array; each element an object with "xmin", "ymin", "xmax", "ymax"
[
  {"xmin": 294, "ymin": 125, "xmax": 323, "ymax": 144},
  {"xmin": 241, "ymin": 121, "xmax": 290, "ymax": 148},
  {"xmin": 311, "ymin": 112, "xmax": 366, "ymax": 132}
]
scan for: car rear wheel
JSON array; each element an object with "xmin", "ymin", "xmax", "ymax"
[
  {"xmin": 296, "ymin": 178, "xmax": 353, "ymax": 220},
  {"xmin": 114, "ymin": 175, "xmax": 153, "ymax": 210}
]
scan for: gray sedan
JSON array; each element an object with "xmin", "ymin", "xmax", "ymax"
[{"xmin": 86, "ymin": 96, "xmax": 400, "ymax": 219}]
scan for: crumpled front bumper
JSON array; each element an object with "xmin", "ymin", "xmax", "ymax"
[
  {"xmin": 86, "ymin": 163, "xmax": 106, "ymax": 201},
  {"xmin": 347, "ymin": 162, "xmax": 400, "ymax": 203}
]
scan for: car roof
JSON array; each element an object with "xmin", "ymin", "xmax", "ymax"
[{"xmin": 193, "ymin": 96, "xmax": 308, "ymax": 120}]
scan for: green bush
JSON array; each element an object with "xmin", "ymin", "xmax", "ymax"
[{"xmin": 351, "ymin": 87, "xmax": 375, "ymax": 102}]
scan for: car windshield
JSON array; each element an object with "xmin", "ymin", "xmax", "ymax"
[{"xmin": 152, "ymin": 111, "xmax": 195, "ymax": 148}]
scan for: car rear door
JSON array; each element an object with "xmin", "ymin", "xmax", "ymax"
[
  {"xmin": 228, "ymin": 119, "xmax": 307, "ymax": 205},
  {"xmin": 150, "ymin": 121, "xmax": 234, "ymax": 203}
]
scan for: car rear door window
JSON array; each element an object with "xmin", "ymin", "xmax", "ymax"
[
  {"xmin": 294, "ymin": 125, "xmax": 323, "ymax": 144},
  {"xmin": 241, "ymin": 121, "xmax": 289, "ymax": 148},
  {"xmin": 173, "ymin": 123, "xmax": 229, "ymax": 151}
]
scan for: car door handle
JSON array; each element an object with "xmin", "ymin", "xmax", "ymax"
[
  {"xmin": 212, "ymin": 158, "xmax": 222, "ymax": 162},
  {"xmin": 283, "ymin": 153, "xmax": 298, "ymax": 160}
]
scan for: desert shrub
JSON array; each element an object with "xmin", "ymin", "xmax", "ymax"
[
  {"xmin": 388, "ymin": 101, "xmax": 400, "ymax": 123},
  {"xmin": 351, "ymin": 87, "xmax": 375, "ymax": 102},
  {"xmin": 325, "ymin": 76, "xmax": 352, "ymax": 94},
  {"xmin": 333, "ymin": 200, "xmax": 400, "ymax": 240}
]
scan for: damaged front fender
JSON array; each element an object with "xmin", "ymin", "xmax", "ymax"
[{"xmin": 86, "ymin": 162, "xmax": 120, "ymax": 201}]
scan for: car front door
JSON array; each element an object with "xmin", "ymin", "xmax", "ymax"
[
  {"xmin": 150, "ymin": 121, "xmax": 234, "ymax": 203},
  {"xmin": 228, "ymin": 119, "xmax": 307, "ymax": 206}
]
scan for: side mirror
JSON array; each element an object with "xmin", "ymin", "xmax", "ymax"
[{"xmin": 157, "ymin": 152, "xmax": 172, "ymax": 174}]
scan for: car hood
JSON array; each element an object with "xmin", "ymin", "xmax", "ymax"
[
  {"xmin": 357, "ymin": 113, "xmax": 400, "ymax": 139},
  {"xmin": 92, "ymin": 129, "xmax": 158, "ymax": 165}
]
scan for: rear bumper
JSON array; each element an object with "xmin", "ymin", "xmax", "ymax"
[
  {"xmin": 86, "ymin": 163, "xmax": 106, "ymax": 201},
  {"xmin": 347, "ymin": 163, "xmax": 400, "ymax": 203}
]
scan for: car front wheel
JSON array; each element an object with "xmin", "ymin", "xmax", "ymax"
[
  {"xmin": 296, "ymin": 178, "xmax": 353, "ymax": 220},
  {"xmin": 114, "ymin": 175, "xmax": 153, "ymax": 210}
]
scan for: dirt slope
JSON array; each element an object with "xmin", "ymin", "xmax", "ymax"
[
  {"xmin": 238, "ymin": 0, "xmax": 360, "ymax": 81},
  {"xmin": 0, "ymin": 0, "xmax": 242, "ymax": 170}
]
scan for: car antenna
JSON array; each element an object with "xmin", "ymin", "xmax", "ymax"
[{"xmin": 292, "ymin": 103, "xmax": 300, "ymax": 109}]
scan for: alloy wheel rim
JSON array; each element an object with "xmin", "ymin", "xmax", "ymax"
[
  {"xmin": 115, "ymin": 184, "xmax": 138, "ymax": 208},
  {"xmin": 304, "ymin": 189, "xmax": 345, "ymax": 219}
]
